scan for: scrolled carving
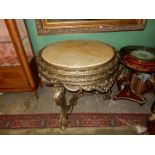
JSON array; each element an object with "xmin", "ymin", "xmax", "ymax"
[{"xmin": 36, "ymin": 54, "xmax": 119, "ymax": 91}]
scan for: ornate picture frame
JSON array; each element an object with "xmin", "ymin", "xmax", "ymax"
[{"xmin": 35, "ymin": 19, "xmax": 147, "ymax": 35}]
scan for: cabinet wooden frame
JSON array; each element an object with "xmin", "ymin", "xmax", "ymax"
[
  {"xmin": 35, "ymin": 19, "xmax": 147, "ymax": 35},
  {"xmin": 0, "ymin": 19, "xmax": 39, "ymax": 97}
]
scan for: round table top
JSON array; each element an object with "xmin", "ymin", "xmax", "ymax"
[
  {"xmin": 41, "ymin": 40, "xmax": 115, "ymax": 69},
  {"xmin": 119, "ymin": 46, "xmax": 155, "ymax": 72},
  {"xmin": 120, "ymin": 46, "xmax": 155, "ymax": 62}
]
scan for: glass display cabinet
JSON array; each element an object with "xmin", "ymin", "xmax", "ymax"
[{"xmin": 0, "ymin": 19, "xmax": 39, "ymax": 97}]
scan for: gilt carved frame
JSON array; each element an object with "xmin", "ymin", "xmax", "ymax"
[{"xmin": 35, "ymin": 19, "xmax": 147, "ymax": 35}]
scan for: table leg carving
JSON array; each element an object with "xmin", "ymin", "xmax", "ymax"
[
  {"xmin": 53, "ymin": 85, "xmax": 67, "ymax": 129},
  {"xmin": 53, "ymin": 85, "xmax": 115, "ymax": 129},
  {"xmin": 53, "ymin": 86, "xmax": 83, "ymax": 129}
]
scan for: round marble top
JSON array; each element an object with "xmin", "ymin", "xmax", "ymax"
[{"xmin": 41, "ymin": 40, "xmax": 115, "ymax": 69}]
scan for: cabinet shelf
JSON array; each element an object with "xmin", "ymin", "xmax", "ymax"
[{"xmin": 0, "ymin": 34, "xmax": 27, "ymax": 43}]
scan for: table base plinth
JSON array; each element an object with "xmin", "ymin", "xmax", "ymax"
[
  {"xmin": 114, "ymin": 65, "xmax": 155, "ymax": 105},
  {"xmin": 114, "ymin": 85, "xmax": 145, "ymax": 105}
]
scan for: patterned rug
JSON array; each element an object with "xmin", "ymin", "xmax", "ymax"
[{"xmin": 0, "ymin": 113, "xmax": 149, "ymax": 129}]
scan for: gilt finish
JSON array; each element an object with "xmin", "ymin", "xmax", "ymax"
[
  {"xmin": 35, "ymin": 19, "xmax": 147, "ymax": 35},
  {"xmin": 37, "ymin": 40, "xmax": 120, "ymax": 129}
]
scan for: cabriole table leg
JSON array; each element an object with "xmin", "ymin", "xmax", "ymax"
[{"xmin": 53, "ymin": 84, "xmax": 68, "ymax": 130}]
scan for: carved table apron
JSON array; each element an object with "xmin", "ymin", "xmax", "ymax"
[{"xmin": 37, "ymin": 40, "xmax": 119, "ymax": 129}]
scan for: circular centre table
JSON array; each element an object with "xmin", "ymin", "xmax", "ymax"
[
  {"xmin": 37, "ymin": 40, "xmax": 119, "ymax": 129},
  {"xmin": 114, "ymin": 46, "xmax": 155, "ymax": 105}
]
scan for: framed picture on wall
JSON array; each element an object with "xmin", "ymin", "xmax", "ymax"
[{"xmin": 35, "ymin": 19, "xmax": 147, "ymax": 35}]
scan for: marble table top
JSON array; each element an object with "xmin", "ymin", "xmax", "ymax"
[{"xmin": 41, "ymin": 40, "xmax": 114, "ymax": 69}]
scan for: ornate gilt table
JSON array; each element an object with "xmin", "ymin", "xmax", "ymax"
[{"xmin": 37, "ymin": 40, "xmax": 119, "ymax": 129}]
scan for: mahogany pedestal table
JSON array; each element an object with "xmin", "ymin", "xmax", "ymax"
[
  {"xmin": 37, "ymin": 40, "xmax": 119, "ymax": 129},
  {"xmin": 114, "ymin": 46, "xmax": 155, "ymax": 105}
]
